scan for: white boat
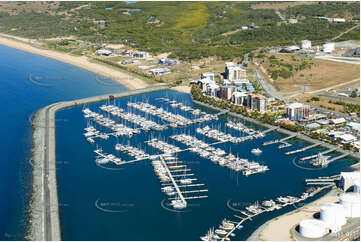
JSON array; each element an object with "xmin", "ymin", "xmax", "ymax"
[
  {"xmin": 179, "ymin": 178, "xmax": 192, "ymax": 184},
  {"xmin": 221, "ymin": 219, "xmax": 235, "ymax": 231},
  {"xmin": 251, "ymin": 148, "xmax": 262, "ymax": 155},
  {"xmin": 171, "ymin": 199, "xmax": 187, "ymax": 209},
  {"xmin": 115, "ymin": 143, "xmax": 122, "ymax": 151},
  {"xmin": 215, "ymin": 229, "xmax": 227, "ymax": 236}
]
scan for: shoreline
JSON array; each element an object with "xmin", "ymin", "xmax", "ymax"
[
  {"xmin": 0, "ymin": 33, "xmax": 148, "ymax": 90},
  {"xmin": 171, "ymin": 85, "xmax": 191, "ymax": 94}
]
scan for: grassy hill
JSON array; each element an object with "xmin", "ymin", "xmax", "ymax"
[{"xmin": 0, "ymin": 1, "xmax": 359, "ymax": 60}]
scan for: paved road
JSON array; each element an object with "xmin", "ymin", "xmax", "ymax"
[
  {"xmin": 247, "ymin": 67, "xmax": 285, "ymax": 102},
  {"xmin": 315, "ymin": 55, "xmax": 360, "ymax": 64},
  {"xmin": 318, "ymin": 94, "xmax": 360, "ymax": 104},
  {"xmin": 331, "ymin": 24, "xmax": 360, "ymax": 41}
]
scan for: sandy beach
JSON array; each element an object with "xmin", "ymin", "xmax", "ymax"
[
  {"xmin": 0, "ymin": 33, "xmax": 148, "ymax": 90},
  {"xmin": 171, "ymin": 85, "xmax": 191, "ymax": 94},
  {"xmin": 248, "ymin": 188, "xmax": 339, "ymax": 241}
]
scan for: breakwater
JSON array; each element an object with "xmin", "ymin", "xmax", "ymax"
[{"xmin": 30, "ymin": 85, "xmax": 169, "ymax": 240}]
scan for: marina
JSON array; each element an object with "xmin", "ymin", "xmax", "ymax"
[{"xmin": 53, "ymin": 89, "xmax": 358, "ymax": 240}]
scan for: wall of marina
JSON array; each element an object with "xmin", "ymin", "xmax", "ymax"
[{"xmin": 30, "ymin": 84, "xmax": 169, "ymax": 240}]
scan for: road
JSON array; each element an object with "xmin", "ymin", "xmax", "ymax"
[
  {"xmin": 315, "ymin": 55, "xmax": 360, "ymax": 65},
  {"xmin": 246, "ymin": 67, "xmax": 285, "ymax": 101},
  {"xmin": 317, "ymin": 94, "xmax": 360, "ymax": 104},
  {"xmin": 275, "ymin": 10, "xmax": 286, "ymax": 22},
  {"xmin": 331, "ymin": 23, "xmax": 360, "ymax": 41}
]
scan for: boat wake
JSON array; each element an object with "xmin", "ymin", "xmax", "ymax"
[{"xmin": 292, "ymin": 158, "xmax": 323, "ymax": 171}]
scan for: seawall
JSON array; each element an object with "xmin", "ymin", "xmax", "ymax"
[{"xmin": 30, "ymin": 85, "xmax": 169, "ymax": 240}]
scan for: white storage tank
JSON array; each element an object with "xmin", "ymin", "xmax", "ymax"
[
  {"xmin": 299, "ymin": 219, "xmax": 327, "ymax": 238},
  {"xmin": 323, "ymin": 43, "xmax": 335, "ymax": 53},
  {"xmin": 301, "ymin": 40, "xmax": 312, "ymax": 49},
  {"xmin": 320, "ymin": 203, "xmax": 346, "ymax": 232},
  {"xmin": 354, "ymin": 180, "xmax": 360, "ymax": 194},
  {"xmin": 339, "ymin": 193, "xmax": 360, "ymax": 218}
]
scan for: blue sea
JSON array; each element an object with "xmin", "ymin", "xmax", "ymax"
[
  {"xmin": 0, "ymin": 44, "xmax": 357, "ymax": 241},
  {"xmin": 0, "ymin": 44, "xmax": 127, "ymax": 240}
]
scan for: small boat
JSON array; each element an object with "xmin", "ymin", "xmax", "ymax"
[
  {"xmin": 171, "ymin": 199, "xmax": 186, "ymax": 209},
  {"xmin": 251, "ymin": 148, "xmax": 262, "ymax": 155},
  {"xmin": 215, "ymin": 229, "xmax": 227, "ymax": 236},
  {"xmin": 115, "ymin": 143, "xmax": 122, "ymax": 151}
]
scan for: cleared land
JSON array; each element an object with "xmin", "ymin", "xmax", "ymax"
[
  {"xmin": 252, "ymin": 53, "xmax": 360, "ymax": 94},
  {"xmin": 250, "ymin": 1, "xmax": 317, "ymax": 10}
]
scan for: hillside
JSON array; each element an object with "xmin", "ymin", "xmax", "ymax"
[{"xmin": 0, "ymin": 1, "xmax": 359, "ymax": 61}]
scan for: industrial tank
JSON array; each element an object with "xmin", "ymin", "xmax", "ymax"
[
  {"xmin": 339, "ymin": 193, "xmax": 360, "ymax": 218},
  {"xmin": 323, "ymin": 43, "xmax": 335, "ymax": 53},
  {"xmin": 299, "ymin": 219, "xmax": 327, "ymax": 238},
  {"xmin": 354, "ymin": 180, "xmax": 360, "ymax": 194},
  {"xmin": 320, "ymin": 203, "xmax": 346, "ymax": 232}
]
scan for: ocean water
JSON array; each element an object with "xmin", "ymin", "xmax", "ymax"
[
  {"xmin": 55, "ymin": 90, "xmax": 358, "ymax": 241},
  {"xmin": 0, "ymin": 44, "xmax": 127, "ymax": 240}
]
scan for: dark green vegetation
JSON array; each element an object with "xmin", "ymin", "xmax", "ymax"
[
  {"xmin": 0, "ymin": 1, "xmax": 359, "ymax": 60},
  {"xmin": 337, "ymin": 26, "xmax": 360, "ymax": 41},
  {"xmin": 281, "ymin": 1, "xmax": 360, "ymax": 19},
  {"xmin": 328, "ymin": 100, "xmax": 360, "ymax": 116}
]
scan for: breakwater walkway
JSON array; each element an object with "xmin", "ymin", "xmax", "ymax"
[{"xmin": 30, "ymin": 85, "xmax": 169, "ymax": 241}]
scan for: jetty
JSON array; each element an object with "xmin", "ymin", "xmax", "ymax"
[
  {"xmin": 216, "ymin": 110, "xmax": 229, "ymax": 116},
  {"xmin": 305, "ymin": 175, "xmax": 341, "ymax": 185},
  {"xmin": 262, "ymin": 127, "xmax": 278, "ymax": 134},
  {"xmin": 159, "ymin": 155, "xmax": 187, "ymax": 206},
  {"xmin": 285, "ymin": 142, "xmax": 321, "ymax": 155},
  {"xmin": 263, "ymin": 134, "xmax": 297, "ymax": 146},
  {"xmin": 328, "ymin": 153, "xmax": 351, "ymax": 163},
  {"xmin": 300, "ymin": 147, "xmax": 339, "ymax": 161}
]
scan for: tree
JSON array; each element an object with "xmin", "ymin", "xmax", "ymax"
[{"xmin": 350, "ymin": 90, "xmax": 358, "ymax": 98}]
